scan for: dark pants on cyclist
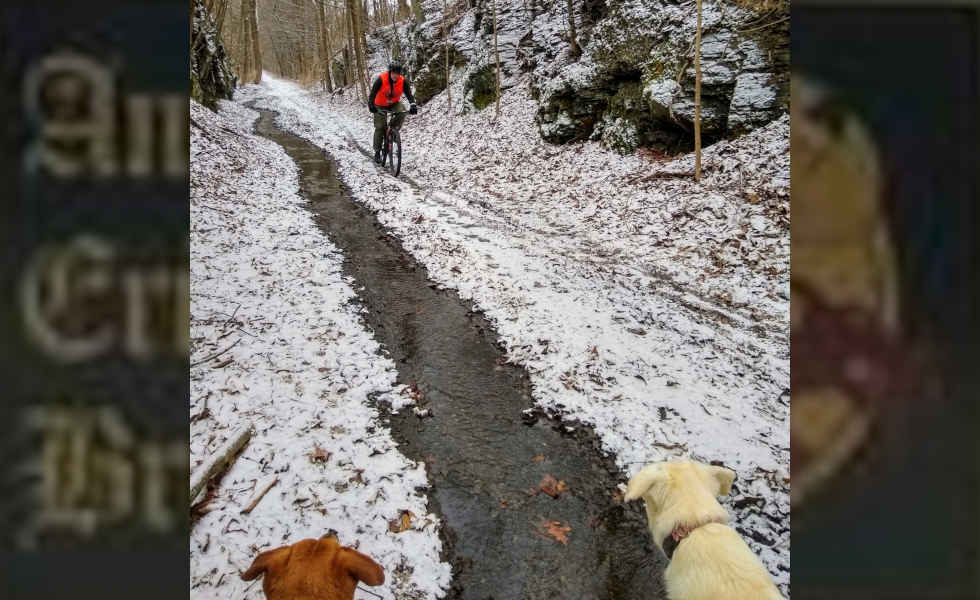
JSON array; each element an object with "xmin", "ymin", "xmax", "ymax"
[{"xmin": 373, "ymin": 100, "xmax": 408, "ymax": 154}]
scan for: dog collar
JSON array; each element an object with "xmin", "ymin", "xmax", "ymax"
[
  {"xmin": 661, "ymin": 521, "xmax": 719, "ymax": 560},
  {"xmin": 661, "ymin": 527, "xmax": 686, "ymax": 560}
]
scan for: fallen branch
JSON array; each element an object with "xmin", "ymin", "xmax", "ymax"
[
  {"xmin": 240, "ymin": 476, "xmax": 278, "ymax": 515},
  {"xmin": 190, "ymin": 337, "xmax": 242, "ymax": 367},
  {"xmin": 627, "ymin": 170, "xmax": 696, "ymax": 184},
  {"xmin": 189, "ymin": 425, "xmax": 253, "ymax": 505}
]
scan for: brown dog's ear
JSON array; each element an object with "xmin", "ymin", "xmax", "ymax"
[
  {"xmin": 705, "ymin": 465, "xmax": 736, "ymax": 497},
  {"xmin": 338, "ymin": 547, "xmax": 385, "ymax": 587},
  {"xmin": 241, "ymin": 546, "xmax": 291, "ymax": 581}
]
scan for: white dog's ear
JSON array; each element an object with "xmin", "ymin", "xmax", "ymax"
[
  {"xmin": 705, "ymin": 465, "xmax": 736, "ymax": 496},
  {"xmin": 625, "ymin": 463, "xmax": 667, "ymax": 501}
]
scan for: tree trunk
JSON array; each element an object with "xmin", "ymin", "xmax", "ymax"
[
  {"xmin": 315, "ymin": 0, "xmax": 334, "ymax": 92},
  {"xmin": 412, "ymin": 0, "xmax": 425, "ymax": 23},
  {"xmin": 344, "ymin": 2, "xmax": 355, "ymax": 90},
  {"xmin": 348, "ymin": 0, "xmax": 368, "ymax": 99},
  {"xmin": 354, "ymin": 0, "xmax": 369, "ymax": 98},
  {"xmin": 250, "ymin": 0, "xmax": 263, "ymax": 82},
  {"xmin": 444, "ymin": 0, "xmax": 452, "ymax": 114},
  {"xmin": 238, "ymin": 0, "xmax": 262, "ymax": 83},
  {"xmin": 214, "ymin": 0, "xmax": 229, "ymax": 36},
  {"xmin": 566, "ymin": 0, "xmax": 580, "ymax": 57},
  {"xmin": 694, "ymin": 0, "xmax": 702, "ymax": 181},
  {"xmin": 493, "ymin": 0, "xmax": 500, "ymax": 117}
]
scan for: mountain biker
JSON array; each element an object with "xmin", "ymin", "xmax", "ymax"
[{"xmin": 368, "ymin": 63, "xmax": 418, "ymax": 164}]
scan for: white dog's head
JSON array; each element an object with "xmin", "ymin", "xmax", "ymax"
[{"xmin": 624, "ymin": 460, "xmax": 736, "ymax": 548}]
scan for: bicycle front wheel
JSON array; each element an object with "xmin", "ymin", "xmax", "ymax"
[
  {"xmin": 387, "ymin": 130, "xmax": 402, "ymax": 177},
  {"xmin": 380, "ymin": 129, "xmax": 390, "ymax": 167}
]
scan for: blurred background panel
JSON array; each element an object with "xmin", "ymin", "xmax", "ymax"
[
  {"xmin": 0, "ymin": 1, "xmax": 188, "ymax": 598},
  {"xmin": 792, "ymin": 2, "xmax": 979, "ymax": 598}
]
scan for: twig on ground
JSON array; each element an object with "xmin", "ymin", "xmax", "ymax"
[
  {"xmin": 240, "ymin": 476, "xmax": 279, "ymax": 515},
  {"xmin": 356, "ymin": 585, "xmax": 384, "ymax": 599},
  {"xmin": 191, "ymin": 337, "xmax": 242, "ymax": 367}
]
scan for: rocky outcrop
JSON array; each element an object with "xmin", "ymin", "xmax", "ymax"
[
  {"xmin": 535, "ymin": 0, "xmax": 788, "ymax": 153},
  {"xmin": 412, "ymin": 42, "xmax": 469, "ymax": 104},
  {"xmin": 366, "ymin": 0, "xmax": 787, "ymax": 153},
  {"xmin": 191, "ymin": 0, "xmax": 236, "ymax": 110}
]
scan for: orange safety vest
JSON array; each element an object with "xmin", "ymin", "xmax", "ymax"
[{"xmin": 374, "ymin": 72, "xmax": 405, "ymax": 107}]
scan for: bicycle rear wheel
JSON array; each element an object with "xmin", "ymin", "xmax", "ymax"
[{"xmin": 387, "ymin": 129, "xmax": 402, "ymax": 177}]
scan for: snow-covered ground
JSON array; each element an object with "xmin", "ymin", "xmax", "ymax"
[
  {"xmin": 189, "ymin": 98, "xmax": 451, "ymax": 599},
  {"xmin": 238, "ymin": 73, "xmax": 790, "ymax": 593}
]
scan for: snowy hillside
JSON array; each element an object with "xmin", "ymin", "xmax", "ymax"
[{"xmin": 239, "ymin": 69, "xmax": 790, "ymax": 593}]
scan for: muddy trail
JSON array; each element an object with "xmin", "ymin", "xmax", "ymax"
[{"xmin": 252, "ymin": 107, "xmax": 666, "ymax": 600}]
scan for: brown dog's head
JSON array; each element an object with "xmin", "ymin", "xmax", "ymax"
[{"xmin": 241, "ymin": 534, "xmax": 384, "ymax": 600}]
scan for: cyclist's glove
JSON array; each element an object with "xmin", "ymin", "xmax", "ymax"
[
  {"xmin": 369, "ymin": 104, "xmax": 378, "ymax": 114},
  {"xmin": 409, "ymin": 103, "xmax": 418, "ymax": 115}
]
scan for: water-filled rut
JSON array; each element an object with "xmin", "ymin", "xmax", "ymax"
[{"xmin": 252, "ymin": 107, "xmax": 666, "ymax": 599}]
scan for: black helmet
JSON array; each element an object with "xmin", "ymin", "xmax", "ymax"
[{"xmin": 388, "ymin": 63, "xmax": 404, "ymax": 74}]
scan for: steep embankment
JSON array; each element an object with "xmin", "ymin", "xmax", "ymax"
[{"xmin": 353, "ymin": 0, "xmax": 787, "ymax": 153}]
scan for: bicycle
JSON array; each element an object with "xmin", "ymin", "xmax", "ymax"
[{"xmin": 376, "ymin": 107, "xmax": 409, "ymax": 177}]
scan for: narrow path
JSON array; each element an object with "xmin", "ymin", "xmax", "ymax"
[{"xmin": 251, "ymin": 107, "xmax": 667, "ymax": 599}]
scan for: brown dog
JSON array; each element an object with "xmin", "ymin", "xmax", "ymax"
[{"xmin": 241, "ymin": 534, "xmax": 384, "ymax": 600}]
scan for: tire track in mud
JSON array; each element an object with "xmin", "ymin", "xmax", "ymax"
[
  {"xmin": 323, "ymin": 113, "xmax": 784, "ymax": 344},
  {"xmin": 317, "ymin": 113, "xmax": 785, "ymax": 379},
  {"xmin": 250, "ymin": 106, "xmax": 667, "ymax": 599}
]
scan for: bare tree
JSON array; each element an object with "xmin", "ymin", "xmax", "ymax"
[
  {"xmin": 444, "ymin": 0, "xmax": 452, "ymax": 114},
  {"xmin": 239, "ymin": 0, "xmax": 262, "ymax": 83},
  {"xmin": 348, "ymin": 0, "xmax": 369, "ymax": 99},
  {"xmin": 566, "ymin": 0, "xmax": 580, "ymax": 57},
  {"xmin": 315, "ymin": 0, "xmax": 334, "ymax": 91},
  {"xmin": 693, "ymin": 0, "xmax": 702, "ymax": 181},
  {"xmin": 492, "ymin": 0, "xmax": 500, "ymax": 117}
]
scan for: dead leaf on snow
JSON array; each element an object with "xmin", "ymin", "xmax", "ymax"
[
  {"xmin": 388, "ymin": 510, "xmax": 415, "ymax": 533},
  {"xmin": 310, "ymin": 444, "xmax": 330, "ymax": 463}
]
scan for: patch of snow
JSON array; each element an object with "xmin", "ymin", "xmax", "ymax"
[
  {"xmin": 189, "ymin": 98, "xmax": 451, "ymax": 600},
  {"xmin": 238, "ymin": 70, "xmax": 790, "ymax": 595}
]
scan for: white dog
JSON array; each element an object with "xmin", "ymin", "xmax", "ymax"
[{"xmin": 625, "ymin": 460, "xmax": 783, "ymax": 600}]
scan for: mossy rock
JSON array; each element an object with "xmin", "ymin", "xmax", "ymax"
[
  {"xmin": 413, "ymin": 44, "xmax": 468, "ymax": 104},
  {"xmin": 597, "ymin": 82, "xmax": 651, "ymax": 153},
  {"xmin": 464, "ymin": 64, "xmax": 498, "ymax": 110}
]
